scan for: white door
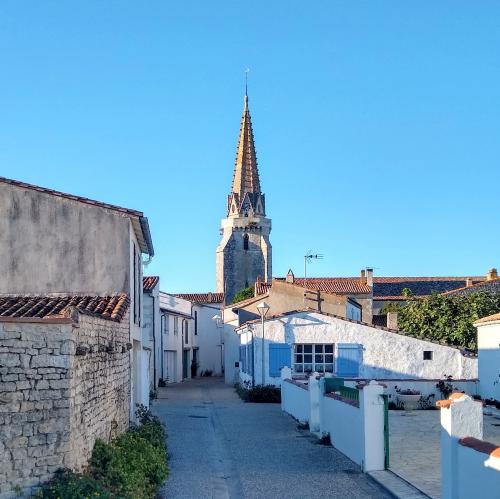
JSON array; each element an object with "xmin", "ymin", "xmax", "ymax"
[{"xmin": 164, "ymin": 350, "xmax": 177, "ymax": 383}]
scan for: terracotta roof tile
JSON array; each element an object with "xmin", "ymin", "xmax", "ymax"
[
  {"xmin": 474, "ymin": 312, "xmax": 500, "ymax": 325},
  {"xmin": 143, "ymin": 276, "xmax": 160, "ymax": 292},
  {"xmin": 255, "ymin": 282, "xmax": 271, "ymax": 295},
  {"xmin": 275, "ymin": 277, "xmax": 371, "ymax": 294},
  {"xmin": 0, "ymin": 294, "xmax": 129, "ymax": 322},
  {"xmin": 174, "ymin": 292, "xmax": 224, "ymax": 304}
]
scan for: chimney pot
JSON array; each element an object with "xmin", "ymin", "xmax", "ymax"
[
  {"xmin": 286, "ymin": 269, "xmax": 295, "ymax": 283},
  {"xmin": 465, "ymin": 278, "xmax": 473, "ymax": 287},
  {"xmin": 486, "ymin": 268, "xmax": 498, "ymax": 281}
]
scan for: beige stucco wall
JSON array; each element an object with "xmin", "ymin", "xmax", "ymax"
[{"xmin": 0, "ymin": 182, "xmax": 131, "ymax": 295}]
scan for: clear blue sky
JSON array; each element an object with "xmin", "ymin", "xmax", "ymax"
[{"xmin": 1, "ymin": 2, "xmax": 499, "ymax": 292}]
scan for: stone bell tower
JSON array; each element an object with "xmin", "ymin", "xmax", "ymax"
[{"xmin": 216, "ymin": 92, "xmax": 272, "ymax": 303}]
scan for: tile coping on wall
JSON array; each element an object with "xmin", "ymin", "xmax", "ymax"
[
  {"xmin": 459, "ymin": 437, "xmax": 500, "ymax": 458},
  {"xmin": 283, "ymin": 378, "xmax": 308, "ymax": 390},
  {"xmin": 325, "ymin": 392, "xmax": 360, "ymax": 408}
]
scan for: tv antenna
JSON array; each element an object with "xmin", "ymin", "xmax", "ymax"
[{"xmin": 303, "ymin": 251, "xmax": 324, "ymax": 308}]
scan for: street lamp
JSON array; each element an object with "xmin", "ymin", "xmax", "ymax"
[{"xmin": 256, "ymin": 301, "xmax": 270, "ymax": 385}]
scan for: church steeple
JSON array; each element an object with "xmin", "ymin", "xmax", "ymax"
[
  {"xmin": 227, "ymin": 94, "xmax": 265, "ymax": 217},
  {"xmin": 216, "ymin": 90, "xmax": 272, "ymax": 302}
]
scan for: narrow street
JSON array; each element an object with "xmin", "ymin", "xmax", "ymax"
[{"xmin": 152, "ymin": 377, "xmax": 391, "ymax": 499}]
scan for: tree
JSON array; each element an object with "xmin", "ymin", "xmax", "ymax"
[
  {"xmin": 231, "ymin": 285, "xmax": 254, "ymax": 304},
  {"xmin": 397, "ymin": 291, "xmax": 500, "ymax": 351}
]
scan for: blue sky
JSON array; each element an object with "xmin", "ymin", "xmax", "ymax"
[{"xmin": 1, "ymin": 2, "xmax": 499, "ymax": 292}]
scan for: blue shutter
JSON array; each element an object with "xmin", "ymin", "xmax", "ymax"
[
  {"xmin": 269, "ymin": 343, "xmax": 292, "ymax": 377},
  {"xmin": 336, "ymin": 344, "xmax": 361, "ymax": 377}
]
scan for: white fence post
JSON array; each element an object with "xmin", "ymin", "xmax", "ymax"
[
  {"xmin": 280, "ymin": 367, "xmax": 292, "ymax": 411},
  {"xmin": 360, "ymin": 381, "xmax": 385, "ymax": 471},
  {"xmin": 437, "ymin": 393, "xmax": 483, "ymax": 499},
  {"xmin": 309, "ymin": 373, "xmax": 321, "ymax": 433}
]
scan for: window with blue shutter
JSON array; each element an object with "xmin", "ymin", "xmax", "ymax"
[
  {"xmin": 269, "ymin": 343, "xmax": 291, "ymax": 377},
  {"xmin": 336, "ymin": 344, "xmax": 361, "ymax": 377}
]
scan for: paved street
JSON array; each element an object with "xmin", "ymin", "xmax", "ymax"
[{"xmin": 152, "ymin": 377, "xmax": 391, "ymax": 499}]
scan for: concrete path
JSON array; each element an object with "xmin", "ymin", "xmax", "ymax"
[
  {"xmin": 152, "ymin": 377, "xmax": 391, "ymax": 499},
  {"xmin": 389, "ymin": 409, "xmax": 500, "ymax": 498}
]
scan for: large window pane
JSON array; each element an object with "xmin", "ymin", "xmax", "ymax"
[
  {"xmin": 295, "ymin": 354, "xmax": 303, "ymax": 363},
  {"xmin": 295, "ymin": 345, "xmax": 303, "ymax": 353},
  {"xmin": 325, "ymin": 364, "xmax": 334, "ymax": 372},
  {"xmin": 315, "ymin": 354, "xmax": 323, "ymax": 363},
  {"xmin": 315, "ymin": 345, "xmax": 323, "ymax": 353},
  {"xmin": 325, "ymin": 354, "xmax": 334, "ymax": 363},
  {"xmin": 304, "ymin": 354, "xmax": 312, "ymax": 363},
  {"xmin": 325, "ymin": 345, "xmax": 334, "ymax": 354}
]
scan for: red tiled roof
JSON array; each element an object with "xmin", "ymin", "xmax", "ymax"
[
  {"xmin": 0, "ymin": 294, "xmax": 129, "ymax": 322},
  {"xmin": 275, "ymin": 277, "xmax": 372, "ymax": 295},
  {"xmin": 255, "ymin": 282, "xmax": 271, "ymax": 295},
  {"xmin": 174, "ymin": 292, "xmax": 224, "ymax": 304},
  {"xmin": 474, "ymin": 312, "xmax": 500, "ymax": 325},
  {"xmin": 0, "ymin": 176, "xmax": 154, "ymax": 256},
  {"xmin": 143, "ymin": 276, "xmax": 159, "ymax": 292}
]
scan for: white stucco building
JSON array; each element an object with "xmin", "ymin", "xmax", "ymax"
[
  {"xmin": 236, "ymin": 310, "xmax": 478, "ymax": 387},
  {"xmin": 157, "ymin": 292, "xmax": 225, "ymax": 383},
  {"xmin": 142, "ymin": 276, "xmax": 161, "ymax": 390},
  {"xmin": 474, "ymin": 312, "xmax": 500, "ymax": 401}
]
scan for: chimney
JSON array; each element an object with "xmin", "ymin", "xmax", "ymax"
[
  {"xmin": 465, "ymin": 278, "xmax": 473, "ymax": 287},
  {"xmin": 360, "ymin": 269, "xmax": 366, "ymax": 285},
  {"xmin": 366, "ymin": 268, "xmax": 373, "ymax": 287},
  {"xmin": 486, "ymin": 268, "xmax": 498, "ymax": 281},
  {"xmin": 286, "ymin": 269, "xmax": 295, "ymax": 283},
  {"xmin": 207, "ymin": 292, "xmax": 212, "ymax": 302},
  {"xmin": 387, "ymin": 312, "xmax": 398, "ymax": 330}
]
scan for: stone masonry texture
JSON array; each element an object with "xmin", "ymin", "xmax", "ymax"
[{"xmin": 0, "ymin": 309, "xmax": 130, "ymax": 498}]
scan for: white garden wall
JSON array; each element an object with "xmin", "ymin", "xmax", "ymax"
[
  {"xmin": 320, "ymin": 393, "xmax": 363, "ymax": 466},
  {"xmin": 281, "ymin": 379, "xmax": 309, "ymax": 423},
  {"xmin": 344, "ymin": 379, "xmax": 479, "ymax": 404},
  {"xmin": 455, "ymin": 440, "xmax": 500, "ymax": 498}
]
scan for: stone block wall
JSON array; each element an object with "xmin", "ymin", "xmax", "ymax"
[
  {"xmin": 0, "ymin": 310, "xmax": 130, "ymax": 498},
  {"xmin": 69, "ymin": 312, "xmax": 130, "ymax": 470}
]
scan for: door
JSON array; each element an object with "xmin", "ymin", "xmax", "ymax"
[
  {"xmin": 164, "ymin": 350, "xmax": 176, "ymax": 383},
  {"xmin": 182, "ymin": 349, "xmax": 189, "ymax": 379}
]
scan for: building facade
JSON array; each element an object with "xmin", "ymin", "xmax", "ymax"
[{"xmin": 216, "ymin": 94, "xmax": 272, "ymax": 304}]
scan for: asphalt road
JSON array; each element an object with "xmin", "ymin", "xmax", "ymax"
[{"xmin": 152, "ymin": 377, "xmax": 391, "ymax": 499}]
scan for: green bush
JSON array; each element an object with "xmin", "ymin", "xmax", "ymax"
[
  {"xmin": 397, "ymin": 291, "xmax": 500, "ymax": 351},
  {"xmin": 35, "ymin": 406, "xmax": 168, "ymax": 499},
  {"xmin": 34, "ymin": 469, "xmax": 110, "ymax": 499},
  {"xmin": 235, "ymin": 383, "xmax": 281, "ymax": 403},
  {"xmin": 231, "ymin": 285, "xmax": 254, "ymax": 304}
]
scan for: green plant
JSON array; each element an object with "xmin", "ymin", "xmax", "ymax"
[
  {"xmin": 33, "ymin": 469, "xmax": 110, "ymax": 498},
  {"xmin": 419, "ymin": 394, "xmax": 436, "ymax": 410},
  {"xmin": 13, "ymin": 485, "xmax": 23, "ymax": 497},
  {"xmin": 158, "ymin": 378, "xmax": 167, "ymax": 387},
  {"xmin": 149, "ymin": 388, "xmax": 157, "ymax": 400},
  {"xmin": 235, "ymin": 383, "xmax": 281, "ymax": 403},
  {"xmin": 397, "ymin": 291, "xmax": 500, "ymax": 351},
  {"xmin": 201, "ymin": 369, "xmax": 213, "ymax": 377},
  {"xmin": 231, "ymin": 285, "xmax": 255, "ymax": 304},
  {"xmin": 318, "ymin": 433, "xmax": 331, "ymax": 446},
  {"xmin": 436, "ymin": 376, "xmax": 455, "ymax": 399}
]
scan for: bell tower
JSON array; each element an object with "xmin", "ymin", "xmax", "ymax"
[{"xmin": 216, "ymin": 92, "xmax": 272, "ymax": 303}]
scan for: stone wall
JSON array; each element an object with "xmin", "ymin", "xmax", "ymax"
[
  {"xmin": 69, "ymin": 312, "xmax": 130, "ymax": 470},
  {"xmin": 0, "ymin": 310, "xmax": 130, "ymax": 498}
]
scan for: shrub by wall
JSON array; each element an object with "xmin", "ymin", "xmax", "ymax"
[{"xmin": 35, "ymin": 406, "xmax": 168, "ymax": 499}]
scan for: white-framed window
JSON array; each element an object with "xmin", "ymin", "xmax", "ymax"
[
  {"xmin": 293, "ymin": 343, "xmax": 334, "ymax": 374},
  {"xmin": 174, "ymin": 316, "xmax": 179, "ymax": 335}
]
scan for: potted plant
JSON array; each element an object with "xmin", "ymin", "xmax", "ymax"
[{"xmin": 396, "ymin": 388, "xmax": 422, "ymax": 410}]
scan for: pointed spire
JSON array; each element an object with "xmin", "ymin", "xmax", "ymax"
[{"xmin": 231, "ymin": 93, "xmax": 261, "ymax": 199}]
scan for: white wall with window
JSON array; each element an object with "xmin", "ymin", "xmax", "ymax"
[{"xmin": 236, "ymin": 310, "xmax": 477, "ymax": 387}]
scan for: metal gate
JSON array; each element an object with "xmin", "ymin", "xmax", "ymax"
[{"xmin": 382, "ymin": 394, "xmax": 390, "ymax": 469}]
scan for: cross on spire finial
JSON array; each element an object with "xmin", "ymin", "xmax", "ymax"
[{"xmin": 245, "ymin": 68, "xmax": 250, "ymax": 99}]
